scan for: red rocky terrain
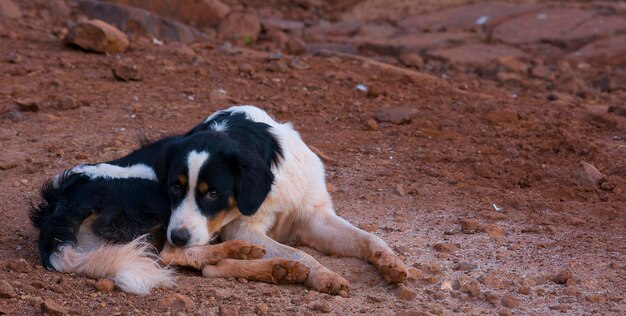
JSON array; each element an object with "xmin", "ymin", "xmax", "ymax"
[{"xmin": 0, "ymin": 0, "xmax": 624, "ymax": 315}]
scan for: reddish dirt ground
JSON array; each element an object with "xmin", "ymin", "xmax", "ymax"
[{"xmin": 0, "ymin": 1, "xmax": 625, "ymax": 315}]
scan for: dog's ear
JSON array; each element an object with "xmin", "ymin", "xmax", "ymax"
[
  {"xmin": 233, "ymin": 152, "xmax": 274, "ymax": 216},
  {"xmin": 154, "ymin": 140, "xmax": 177, "ymax": 195}
]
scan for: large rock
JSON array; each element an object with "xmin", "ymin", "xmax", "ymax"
[
  {"xmin": 65, "ymin": 19, "xmax": 129, "ymax": 53},
  {"xmin": 399, "ymin": 2, "xmax": 541, "ymax": 31},
  {"xmin": 566, "ymin": 35, "xmax": 626, "ymax": 66},
  {"xmin": 428, "ymin": 43, "xmax": 527, "ymax": 65},
  {"xmin": 561, "ymin": 15, "xmax": 626, "ymax": 48},
  {"xmin": 77, "ymin": 0, "xmax": 208, "ymax": 43},
  {"xmin": 492, "ymin": 8, "xmax": 596, "ymax": 45},
  {"xmin": 346, "ymin": 32, "xmax": 475, "ymax": 56},
  {"xmin": 217, "ymin": 10, "xmax": 261, "ymax": 44},
  {"xmin": 104, "ymin": 0, "xmax": 230, "ymax": 28},
  {"xmin": 0, "ymin": 0, "xmax": 21, "ymax": 19}
]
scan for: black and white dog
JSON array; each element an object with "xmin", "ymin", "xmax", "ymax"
[{"xmin": 31, "ymin": 106, "xmax": 407, "ymax": 295}]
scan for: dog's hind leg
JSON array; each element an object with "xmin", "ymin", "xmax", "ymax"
[
  {"xmin": 201, "ymin": 258, "xmax": 309, "ymax": 285},
  {"xmin": 297, "ymin": 210, "xmax": 408, "ymax": 284},
  {"xmin": 159, "ymin": 240, "xmax": 266, "ymax": 270}
]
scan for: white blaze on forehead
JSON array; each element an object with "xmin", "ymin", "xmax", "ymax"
[
  {"xmin": 71, "ymin": 163, "xmax": 157, "ymax": 181},
  {"xmin": 167, "ymin": 151, "xmax": 212, "ymax": 246}
]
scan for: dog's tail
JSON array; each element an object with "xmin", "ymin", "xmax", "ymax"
[
  {"xmin": 29, "ymin": 171, "xmax": 175, "ymax": 295},
  {"xmin": 50, "ymin": 237, "xmax": 175, "ymax": 295}
]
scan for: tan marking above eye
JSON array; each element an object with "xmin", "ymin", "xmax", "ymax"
[
  {"xmin": 178, "ymin": 174, "xmax": 187, "ymax": 185},
  {"xmin": 198, "ymin": 182, "xmax": 209, "ymax": 193}
]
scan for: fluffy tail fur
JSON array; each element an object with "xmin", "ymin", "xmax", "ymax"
[{"xmin": 50, "ymin": 236, "xmax": 175, "ymax": 295}]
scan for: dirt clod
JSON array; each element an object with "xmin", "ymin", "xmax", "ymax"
[
  {"xmin": 375, "ymin": 106, "xmax": 418, "ymax": 124},
  {"xmin": 254, "ymin": 302, "xmax": 269, "ymax": 315},
  {"xmin": 553, "ymin": 270, "xmax": 573, "ymax": 285},
  {"xmin": 94, "ymin": 279, "xmax": 114, "ymax": 293},
  {"xmin": 459, "ymin": 218, "xmax": 479, "ymax": 233},
  {"xmin": 0, "ymin": 280, "xmax": 15, "ymax": 298},
  {"xmin": 15, "ymin": 98, "xmax": 40, "ymax": 112},
  {"xmin": 112, "ymin": 61, "xmax": 142, "ymax": 81},
  {"xmin": 501, "ymin": 293, "xmax": 519, "ymax": 308},
  {"xmin": 433, "ymin": 243, "xmax": 457, "ymax": 253},
  {"xmin": 396, "ymin": 284, "xmax": 417, "ymax": 301},
  {"xmin": 157, "ymin": 293, "xmax": 194, "ymax": 311},
  {"xmin": 219, "ymin": 304, "xmax": 239, "ymax": 316},
  {"xmin": 41, "ymin": 300, "xmax": 68, "ymax": 316},
  {"xmin": 6, "ymin": 258, "xmax": 31, "ymax": 273},
  {"xmin": 310, "ymin": 301, "xmax": 332, "ymax": 313}
]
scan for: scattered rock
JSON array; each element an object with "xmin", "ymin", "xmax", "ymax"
[
  {"xmin": 433, "ymin": 243, "xmax": 457, "ymax": 253},
  {"xmin": 94, "ymin": 279, "xmax": 114, "ymax": 293},
  {"xmin": 218, "ymin": 10, "xmax": 261, "ymax": 44},
  {"xmin": 267, "ymin": 60, "xmax": 289, "ymax": 73},
  {"xmin": 15, "ymin": 98, "xmax": 40, "ymax": 112},
  {"xmin": 553, "ymin": 270, "xmax": 573, "ymax": 284},
  {"xmin": 459, "ymin": 218, "xmax": 479, "ymax": 233},
  {"xmin": 45, "ymin": 0, "xmax": 71, "ymax": 17},
  {"xmin": 0, "ymin": 280, "xmax": 15, "ymax": 298},
  {"xmin": 286, "ymin": 37, "xmax": 306, "ymax": 55},
  {"xmin": 364, "ymin": 118, "xmax": 379, "ymax": 131},
  {"xmin": 6, "ymin": 258, "xmax": 32, "ymax": 273},
  {"xmin": 455, "ymin": 262, "xmax": 477, "ymax": 271},
  {"xmin": 531, "ymin": 65, "xmax": 554, "ymax": 81},
  {"xmin": 54, "ymin": 96, "xmax": 79, "ymax": 110},
  {"xmin": 395, "ymin": 184, "xmax": 407, "ymax": 197},
  {"xmin": 578, "ymin": 161, "xmax": 604, "ymax": 188},
  {"xmin": 254, "ymin": 302, "xmax": 269, "ymax": 315},
  {"xmin": 497, "ymin": 56, "xmax": 528, "ymax": 73},
  {"xmin": 396, "ymin": 284, "xmax": 417, "ymax": 301},
  {"xmin": 519, "ymin": 286, "xmax": 531, "ymax": 295},
  {"xmin": 479, "ymin": 224, "xmax": 506, "ymax": 244},
  {"xmin": 111, "ymin": 60, "xmax": 142, "ymax": 81},
  {"xmin": 399, "ymin": 52, "xmax": 424, "ymax": 68},
  {"xmin": 0, "ymin": 304, "xmax": 16, "ymax": 314},
  {"xmin": 64, "ymin": 19, "xmax": 129, "ymax": 54},
  {"xmin": 237, "ymin": 63, "xmax": 254, "ymax": 75},
  {"xmin": 501, "ymin": 293, "xmax": 519, "ymax": 308},
  {"xmin": 608, "ymin": 105, "xmax": 626, "ymax": 117},
  {"xmin": 0, "ymin": 0, "xmax": 21, "ymax": 19},
  {"xmin": 219, "ymin": 304, "xmax": 238, "ymax": 316},
  {"xmin": 460, "ymin": 278, "xmax": 481, "ymax": 297},
  {"xmin": 157, "ymin": 293, "xmax": 194, "ymax": 311},
  {"xmin": 6, "ymin": 52, "xmax": 22, "ymax": 64},
  {"xmin": 310, "ymin": 301, "xmax": 332, "ymax": 313},
  {"xmin": 41, "ymin": 300, "xmax": 68, "ymax": 316},
  {"xmin": 289, "ymin": 58, "xmax": 310, "ymax": 70},
  {"xmin": 375, "ymin": 106, "xmax": 418, "ymax": 124}
]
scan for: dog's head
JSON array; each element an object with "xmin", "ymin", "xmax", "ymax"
[{"xmin": 158, "ymin": 132, "xmax": 274, "ymax": 247}]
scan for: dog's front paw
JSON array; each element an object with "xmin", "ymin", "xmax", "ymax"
[
  {"xmin": 375, "ymin": 251, "xmax": 408, "ymax": 284},
  {"xmin": 306, "ymin": 267, "xmax": 350, "ymax": 297},
  {"xmin": 272, "ymin": 259, "xmax": 309, "ymax": 284},
  {"xmin": 225, "ymin": 240, "xmax": 266, "ymax": 260}
]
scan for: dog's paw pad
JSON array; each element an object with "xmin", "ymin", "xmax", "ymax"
[
  {"xmin": 228, "ymin": 242, "xmax": 265, "ymax": 260},
  {"xmin": 378, "ymin": 258, "xmax": 408, "ymax": 284},
  {"xmin": 272, "ymin": 260, "xmax": 309, "ymax": 284},
  {"xmin": 308, "ymin": 269, "xmax": 350, "ymax": 296}
]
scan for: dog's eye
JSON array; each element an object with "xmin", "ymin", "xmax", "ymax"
[
  {"xmin": 205, "ymin": 191, "xmax": 219, "ymax": 201},
  {"xmin": 171, "ymin": 183, "xmax": 183, "ymax": 193}
]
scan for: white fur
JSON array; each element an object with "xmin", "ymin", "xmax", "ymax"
[
  {"xmin": 210, "ymin": 120, "xmax": 229, "ymax": 132},
  {"xmin": 71, "ymin": 163, "xmax": 157, "ymax": 181},
  {"xmin": 167, "ymin": 151, "xmax": 212, "ymax": 246},
  {"xmin": 50, "ymin": 236, "xmax": 175, "ymax": 295}
]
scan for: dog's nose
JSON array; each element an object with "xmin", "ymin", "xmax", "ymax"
[{"xmin": 170, "ymin": 228, "xmax": 191, "ymax": 247}]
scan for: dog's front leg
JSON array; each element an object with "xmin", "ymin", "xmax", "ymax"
[
  {"xmin": 221, "ymin": 222, "xmax": 350, "ymax": 296},
  {"xmin": 159, "ymin": 240, "xmax": 265, "ymax": 270}
]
